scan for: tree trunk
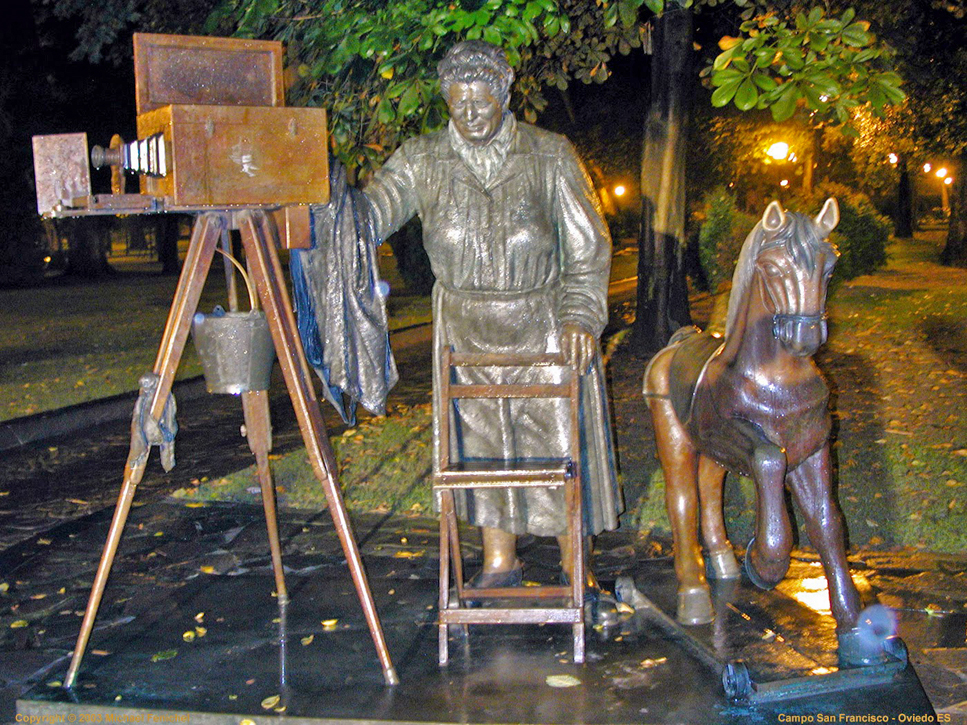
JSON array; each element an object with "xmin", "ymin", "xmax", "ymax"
[
  {"xmin": 63, "ymin": 217, "xmax": 113, "ymax": 278},
  {"xmin": 157, "ymin": 215, "xmax": 183, "ymax": 275},
  {"xmin": 630, "ymin": 7, "xmax": 693, "ymax": 356},
  {"xmin": 895, "ymin": 157, "xmax": 914, "ymax": 238},
  {"xmin": 940, "ymin": 154, "xmax": 966, "ymax": 267}
]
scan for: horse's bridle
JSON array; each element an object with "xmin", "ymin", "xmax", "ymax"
[{"xmin": 772, "ymin": 312, "xmax": 828, "ymax": 344}]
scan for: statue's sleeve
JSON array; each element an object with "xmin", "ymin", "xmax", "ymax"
[
  {"xmin": 362, "ymin": 141, "xmax": 420, "ymax": 242},
  {"xmin": 553, "ymin": 141, "xmax": 612, "ymax": 339}
]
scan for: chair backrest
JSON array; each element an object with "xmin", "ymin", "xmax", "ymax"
[{"xmin": 438, "ymin": 349, "xmax": 582, "ymax": 474}]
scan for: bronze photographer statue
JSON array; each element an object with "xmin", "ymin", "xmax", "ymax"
[{"xmin": 301, "ymin": 40, "xmax": 621, "ymax": 619}]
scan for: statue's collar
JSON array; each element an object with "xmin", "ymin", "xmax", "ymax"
[{"xmin": 447, "ymin": 112, "xmax": 516, "ymax": 185}]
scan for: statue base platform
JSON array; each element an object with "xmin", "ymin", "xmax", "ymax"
[{"xmin": 14, "ymin": 502, "xmax": 934, "ymax": 724}]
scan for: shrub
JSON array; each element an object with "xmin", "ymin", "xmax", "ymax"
[
  {"xmin": 694, "ymin": 187, "xmax": 757, "ymax": 292},
  {"xmin": 791, "ymin": 182, "xmax": 892, "ymax": 284}
]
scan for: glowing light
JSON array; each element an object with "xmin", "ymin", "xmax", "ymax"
[
  {"xmin": 788, "ymin": 153, "xmax": 798, "ymax": 162},
  {"xmin": 780, "ymin": 179, "xmax": 790, "ymax": 188},
  {"xmin": 888, "ymin": 153, "xmax": 898, "ymax": 165},
  {"xmin": 944, "ymin": 177, "xmax": 953, "ymax": 185},
  {"xmin": 766, "ymin": 142, "xmax": 790, "ymax": 161},
  {"xmin": 783, "ymin": 576, "xmax": 832, "ymax": 615},
  {"xmin": 936, "ymin": 167, "xmax": 949, "ymax": 179},
  {"xmin": 923, "ymin": 163, "xmax": 932, "ymax": 173},
  {"xmin": 614, "ymin": 185, "xmax": 626, "ymax": 197}
]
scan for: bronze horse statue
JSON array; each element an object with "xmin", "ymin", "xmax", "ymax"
[{"xmin": 644, "ymin": 199, "xmax": 890, "ymax": 665}]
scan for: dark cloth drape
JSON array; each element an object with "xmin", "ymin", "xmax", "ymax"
[{"xmin": 290, "ymin": 160, "xmax": 399, "ymax": 425}]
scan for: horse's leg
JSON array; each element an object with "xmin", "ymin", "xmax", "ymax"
[
  {"xmin": 698, "ymin": 455, "xmax": 740, "ymax": 580},
  {"xmin": 786, "ymin": 444, "xmax": 861, "ymax": 632},
  {"xmin": 717, "ymin": 417, "xmax": 794, "ymax": 589},
  {"xmin": 645, "ymin": 350, "xmax": 712, "ymax": 625}
]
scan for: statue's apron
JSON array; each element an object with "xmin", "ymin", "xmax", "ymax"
[{"xmin": 431, "ymin": 280, "xmax": 620, "ymax": 537}]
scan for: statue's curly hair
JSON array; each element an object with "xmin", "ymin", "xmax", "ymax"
[{"xmin": 437, "ymin": 40, "xmax": 514, "ymax": 107}]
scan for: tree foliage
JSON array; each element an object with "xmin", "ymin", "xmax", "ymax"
[
  {"xmin": 708, "ymin": 7, "xmax": 904, "ymax": 125},
  {"xmin": 203, "ymin": 0, "xmax": 647, "ymax": 177}
]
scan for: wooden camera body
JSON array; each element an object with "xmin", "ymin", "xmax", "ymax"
[{"xmin": 32, "ymin": 33, "xmax": 328, "ymax": 247}]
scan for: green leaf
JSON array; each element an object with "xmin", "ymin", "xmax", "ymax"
[
  {"xmin": 809, "ymin": 34, "xmax": 830, "ymax": 52},
  {"xmin": 711, "ymin": 67, "xmax": 744, "ymax": 87},
  {"xmin": 483, "ymin": 26, "xmax": 501, "ymax": 44},
  {"xmin": 805, "ymin": 72, "xmax": 840, "ymax": 97},
  {"xmin": 644, "ymin": 0, "xmax": 663, "ymax": 13},
  {"xmin": 770, "ymin": 84, "xmax": 799, "ymax": 121},
  {"xmin": 841, "ymin": 8, "xmax": 855, "ymax": 25},
  {"xmin": 752, "ymin": 73, "xmax": 778, "ymax": 91},
  {"xmin": 398, "ymin": 85, "xmax": 421, "ymax": 117},
  {"xmin": 734, "ymin": 79, "xmax": 759, "ymax": 110},
  {"xmin": 377, "ymin": 98, "xmax": 396, "ymax": 124},
  {"xmin": 618, "ymin": 0, "xmax": 639, "ymax": 28},
  {"xmin": 781, "ymin": 48, "xmax": 804, "ymax": 70},
  {"xmin": 711, "ymin": 80, "xmax": 741, "ymax": 107},
  {"xmin": 754, "ymin": 47, "xmax": 774, "ymax": 68},
  {"xmin": 713, "ymin": 47, "xmax": 737, "ymax": 71},
  {"xmin": 522, "ymin": 1, "xmax": 541, "ymax": 22},
  {"xmin": 841, "ymin": 22, "xmax": 871, "ymax": 47}
]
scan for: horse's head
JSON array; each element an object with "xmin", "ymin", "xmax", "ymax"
[{"xmin": 755, "ymin": 198, "xmax": 840, "ymax": 357}]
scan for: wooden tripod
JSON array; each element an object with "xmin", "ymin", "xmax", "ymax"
[{"xmin": 64, "ymin": 209, "xmax": 398, "ymax": 688}]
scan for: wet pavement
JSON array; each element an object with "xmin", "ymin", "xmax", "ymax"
[
  {"xmin": 4, "ymin": 501, "xmax": 938, "ymax": 724},
  {"xmin": 2, "ymin": 296, "xmax": 967, "ymax": 722}
]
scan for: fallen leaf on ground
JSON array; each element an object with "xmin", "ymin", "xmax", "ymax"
[
  {"xmin": 260, "ymin": 695, "xmax": 280, "ymax": 710},
  {"xmin": 150, "ymin": 649, "xmax": 177, "ymax": 662},
  {"xmin": 546, "ymin": 674, "xmax": 581, "ymax": 688}
]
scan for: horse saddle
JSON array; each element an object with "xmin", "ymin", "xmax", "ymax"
[{"xmin": 668, "ymin": 328, "xmax": 725, "ymax": 427}]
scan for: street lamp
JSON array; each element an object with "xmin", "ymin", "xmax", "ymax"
[
  {"xmin": 936, "ymin": 167, "xmax": 949, "ymax": 179},
  {"xmin": 766, "ymin": 142, "xmax": 790, "ymax": 161},
  {"xmin": 614, "ymin": 184, "xmax": 626, "ymax": 197}
]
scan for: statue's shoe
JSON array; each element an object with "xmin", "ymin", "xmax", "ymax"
[
  {"xmin": 467, "ymin": 560, "xmax": 524, "ymax": 589},
  {"xmin": 560, "ymin": 572, "xmax": 619, "ymax": 627}
]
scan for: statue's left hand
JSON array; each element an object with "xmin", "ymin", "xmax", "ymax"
[{"xmin": 561, "ymin": 323, "xmax": 596, "ymax": 374}]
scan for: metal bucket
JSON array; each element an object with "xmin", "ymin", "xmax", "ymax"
[{"xmin": 191, "ymin": 307, "xmax": 276, "ymax": 394}]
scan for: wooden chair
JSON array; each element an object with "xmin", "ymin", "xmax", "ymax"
[{"xmin": 434, "ymin": 349, "xmax": 585, "ymax": 665}]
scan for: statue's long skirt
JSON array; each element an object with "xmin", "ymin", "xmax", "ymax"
[{"xmin": 432, "ymin": 281, "xmax": 621, "ymax": 537}]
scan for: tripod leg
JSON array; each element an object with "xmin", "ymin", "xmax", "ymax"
[
  {"xmin": 242, "ymin": 390, "xmax": 288, "ymax": 603},
  {"xmin": 64, "ymin": 213, "xmax": 225, "ymax": 689},
  {"xmin": 238, "ymin": 210, "xmax": 399, "ymax": 686},
  {"xmin": 64, "ymin": 459, "xmax": 145, "ymax": 688}
]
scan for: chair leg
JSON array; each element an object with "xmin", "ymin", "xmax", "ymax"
[{"xmin": 439, "ymin": 490, "xmax": 453, "ymax": 665}]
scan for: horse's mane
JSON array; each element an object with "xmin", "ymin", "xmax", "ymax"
[{"xmin": 724, "ymin": 210, "xmax": 833, "ymax": 337}]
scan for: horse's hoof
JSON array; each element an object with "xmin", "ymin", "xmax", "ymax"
[
  {"xmin": 743, "ymin": 537, "xmax": 784, "ymax": 590},
  {"xmin": 707, "ymin": 547, "xmax": 741, "ymax": 580},
  {"xmin": 677, "ymin": 585, "xmax": 714, "ymax": 625},
  {"xmin": 838, "ymin": 629, "xmax": 906, "ymax": 668},
  {"xmin": 838, "ymin": 605, "xmax": 903, "ymax": 667}
]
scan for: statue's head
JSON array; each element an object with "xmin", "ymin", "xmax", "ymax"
[{"xmin": 438, "ymin": 41, "xmax": 514, "ymax": 146}]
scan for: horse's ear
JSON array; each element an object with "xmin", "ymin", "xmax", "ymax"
[
  {"xmin": 816, "ymin": 197, "xmax": 840, "ymax": 235},
  {"xmin": 762, "ymin": 200, "xmax": 786, "ymax": 232}
]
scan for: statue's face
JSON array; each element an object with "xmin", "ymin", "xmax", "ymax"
[{"xmin": 447, "ymin": 81, "xmax": 504, "ymax": 146}]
